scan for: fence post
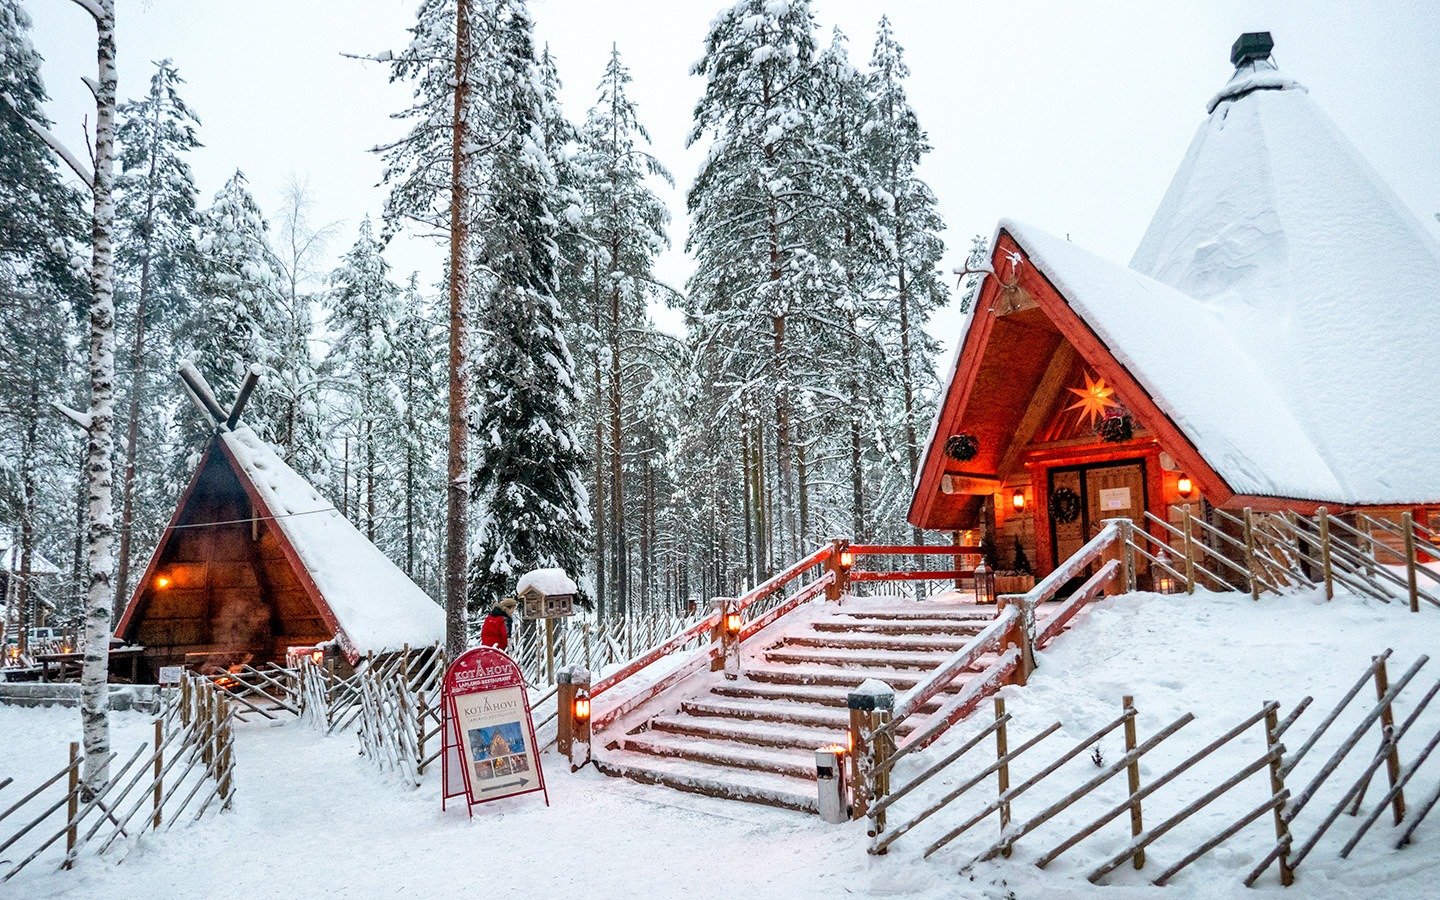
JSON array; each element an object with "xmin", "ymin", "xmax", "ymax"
[
  {"xmin": 153, "ymin": 717, "xmax": 164, "ymax": 830},
  {"xmin": 1373, "ymin": 658, "xmax": 1407, "ymax": 825},
  {"xmin": 847, "ymin": 683, "xmax": 894, "ymax": 828},
  {"xmin": 1243, "ymin": 507, "xmax": 1261, "ymax": 600},
  {"xmin": 995, "ymin": 696, "xmax": 1011, "ymax": 857},
  {"xmin": 64, "ymin": 741, "xmax": 79, "ymax": 868},
  {"xmin": 1181, "ymin": 504, "xmax": 1196, "ymax": 594},
  {"xmin": 1317, "ymin": 507, "xmax": 1334, "ymax": 601},
  {"xmin": 997, "ymin": 594, "xmax": 1034, "ymax": 685},
  {"xmin": 1403, "ymin": 512, "xmax": 1419, "ymax": 614},
  {"xmin": 1264, "ymin": 703, "xmax": 1295, "ymax": 886},
  {"xmin": 1123, "ymin": 695, "xmax": 1144, "ymax": 869}
]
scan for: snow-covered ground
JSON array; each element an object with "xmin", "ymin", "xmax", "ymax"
[{"xmin": 5, "ymin": 588, "xmax": 1438, "ymax": 899}]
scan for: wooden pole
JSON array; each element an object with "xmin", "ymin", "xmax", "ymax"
[
  {"xmin": 64, "ymin": 742, "xmax": 79, "ymax": 868},
  {"xmin": 1264, "ymin": 703, "xmax": 1294, "ymax": 886},
  {"xmin": 1120, "ymin": 519, "xmax": 1137, "ymax": 594},
  {"xmin": 1181, "ymin": 504, "xmax": 1196, "ymax": 594},
  {"xmin": 152, "ymin": 718, "xmax": 163, "ymax": 830},
  {"xmin": 1243, "ymin": 507, "xmax": 1260, "ymax": 600},
  {"xmin": 995, "ymin": 697, "xmax": 1011, "ymax": 857},
  {"xmin": 1403, "ymin": 512, "xmax": 1419, "ymax": 614},
  {"xmin": 545, "ymin": 618, "xmax": 556, "ymax": 684},
  {"xmin": 1122, "ymin": 696, "xmax": 1144, "ymax": 869},
  {"xmin": 1374, "ymin": 658, "xmax": 1407, "ymax": 825},
  {"xmin": 1318, "ymin": 507, "xmax": 1334, "ymax": 601}
]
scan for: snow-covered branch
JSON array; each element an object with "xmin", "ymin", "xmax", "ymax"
[
  {"xmin": 51, "ymin": 400, "xmax": 94, "ymax": 430},
  {"xmin": 0, "ymin": 93, "xmax": 94, "ymax": 187},
  {"xmin": 65, "ymin": 0, "xmax": 106, "ymax": 21}
]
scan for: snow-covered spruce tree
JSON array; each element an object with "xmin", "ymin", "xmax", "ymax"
[
  {"xmin": 572, "ymin": 45, "xmax": 673, "ymax": 616},
  {"xmin": 380, "ymin": 0, "xmax": 486, "ymax": 655},
  {"xmin": 866, "ymin": 16, "xmax": 949, "ymax": 540},
  {"xmin": 687, "ymin": 0, "xmax": 827, "ymax": 573},
  {"xmin": 325, "ymin": 217, "xmax": 400, "ymax": 541},
  {"xmin": 185, "ymin": 171, "xmax": 285, "ymax": 443},
  {"xmin": 465, "ymin": 0, "xmax": 590, "ymax": 615},
  {"xmin": 111, "ymin": 58, "xmax": 201, "ymax": 606}
]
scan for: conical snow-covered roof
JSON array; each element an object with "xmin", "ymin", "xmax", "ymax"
[{"xmin": 1128, "ymin": 45, "xmax": 1440, "ymax": 504}]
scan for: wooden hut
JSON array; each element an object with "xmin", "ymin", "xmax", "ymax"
[
  {"xmin": 115, "ymin": 423, "xmax": 443, "ymax": 680},
  {"xmin": 909, "ymin": 34, "xmax": 1440, "ymax": 579}
]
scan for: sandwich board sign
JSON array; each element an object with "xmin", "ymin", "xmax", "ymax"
[{"xmin": 441, "ymin": 646, "xmax": 548, "ymax": 815}]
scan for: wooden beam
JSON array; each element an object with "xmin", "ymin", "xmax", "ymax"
[
  {"xmin": 225, "ymin": 364, "xmax": 261, "ymax": 428},
  {"xmin": 941, "ymin": 474, "xmax": 1003, "ymax": 495},
  {"xmin": 178, "ymin": 362, "xmax": 228, "ymax": 429},
  {"xmin": 997, "ymin": 342, "xmax": 1077, "ymax": 481}
]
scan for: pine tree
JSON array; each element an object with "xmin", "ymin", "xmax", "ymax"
[
  {"xmin": 326, "ymin": 217, "xmax": 400, "ymax": 541},
  {"xmin": 111, "ymin": 59, "xmax": 201, "ymax": 606},
  {"xmin": 186, "ymin": 171, "xmax": 284, "ymax": 441},
  {"xmin": 466, "ymin": 0, "xmax": 590, "ymax": 613}
]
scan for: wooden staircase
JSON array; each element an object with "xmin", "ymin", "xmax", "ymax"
[{"xmin": 593, "ymin": 602, "xmax": 1004, "ymax": 813}]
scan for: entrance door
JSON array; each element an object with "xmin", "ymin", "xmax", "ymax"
[{"xmin": 1048, "ymin": 458, "xmax": 1148, "ymax": 568}]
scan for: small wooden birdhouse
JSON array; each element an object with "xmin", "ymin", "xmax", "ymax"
[{"xmin": 516, "ymin": 568, "xmax": 578, "ymax": 620}]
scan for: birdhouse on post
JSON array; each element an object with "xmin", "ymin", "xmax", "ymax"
[{"xmin": 516, "ymin": 568, "xmax": 578, "ymax": 620}]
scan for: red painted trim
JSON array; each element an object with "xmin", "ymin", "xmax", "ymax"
[{"xmin": 850, "ymin": 545, "xmax": 983, "ymax": 555}]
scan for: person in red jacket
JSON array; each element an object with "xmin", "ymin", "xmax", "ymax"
[{"xmin": 480, "ymin": 596, "xmax": 518, "ymax": 650}]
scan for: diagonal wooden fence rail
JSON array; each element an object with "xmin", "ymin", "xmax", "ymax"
[{"xmin": 0, "ymin": 672, "xmax": 235, "ymax": 882}]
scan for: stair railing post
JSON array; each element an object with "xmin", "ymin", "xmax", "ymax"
[
  {"xmin": 1403, "ymin": 512, "xmax": 1419, "ymax": 614},
  {"xmin": 1121, "ymin": 519, "xmax": 1137, "ymax": 593},
  {"xmin": 824, "ymin": 538, "xmax": 842, "ymax": 602},
  {"xmin": 1100, "ymin": 518, "xmax": 1127, "ymax": 597},
  {"xmin": 1181, "ymin": 504, "xmax": 1196, "ymax": 594},
  {"xmin": 997, "ymin": 593, "xmax": 1034, "ymax": 685},
  {"xmin": 847, "ymin": 683, "xmax": 894, "ymax": 828},
  {"xmin": 1317, "ymin": 507, "xmax": 1334, "ymax": 600},
  {"xmin": 556, "ymin": 666, "xmax": 592, "ymax": 771}
]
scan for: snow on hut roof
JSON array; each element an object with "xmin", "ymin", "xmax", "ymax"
[
  {"xmin": 1128, "ymin": 56, "xmax": 1440, "ymax": 504},
  {"xmin": 220, "ymin": 426, "xmax": 444, "ymax": 655},
  {"xmin": 516, "ymin": 567, "xmax": 576, "ymax": 596},
  {"xmin": 0, "ymin": 542, "xmax": 60, "ymax": 576}
]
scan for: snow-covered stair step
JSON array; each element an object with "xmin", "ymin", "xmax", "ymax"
[
  {"xmin": 594, "ymin": 749, "xmax": 818, "ymax": 814},
  {"xmin": 835, "ymin": 608, "xmax": 994, "ymax": 621},
  {"xmin": 619, "ymin": 732, "xmax": 817, "ymax": 780},
  {"xmin": 679, "ymin": 697, "xmax": 920, "ymax": 734},
  {"xmin": 763, "ymin": 644, "xmax": 955, "ymax": 670},
  {"xmin": 648, "ymin": 714, "xmax": 843, "ymax": 751},
  {"xmin": 743, "ymin": 659, "xmax": 995, "ymax": 690},
  {"xmin": 779, "ymin": 630, "xmax": 974, "ymax": 652},
  {"xmin": 709, "ymin": 680, "xmax": 951, "ymax": 712},
  {"xmin": 810, "ymin": 619, "xmax": 988, "ymax": 635}
]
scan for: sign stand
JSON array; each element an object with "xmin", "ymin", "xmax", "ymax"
[{"xmin": 441, "ymin": 647, "xmax": 548, "ymax": 815}]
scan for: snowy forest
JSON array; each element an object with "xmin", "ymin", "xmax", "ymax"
[{"xmin": 0, "ymin": 0, "xmax": 970, "ymax": 643}]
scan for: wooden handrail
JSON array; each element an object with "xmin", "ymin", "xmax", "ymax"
[
  {"xmin": 1035, "ymin": 559, "xmax": 1120, "ymax": 649},
  {"xmin": 885, "ymin": 606, "xmax": 1018, "ymax": 728},
  {"xmin": 736, "ymin": 544, "xmax": 833, "ymax": 612},
  {"xmin": 739, "ymin": 573, "xmax": 832, "ymax": 642},
  {"xmin": 589, "ymin": 612, "xmax": 718, "ymax": 699},
  {"xmin": 1022, "ymin": 522, "xmax": 1120, "ymax": 608}
]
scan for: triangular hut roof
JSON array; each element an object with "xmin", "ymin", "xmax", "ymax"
[
  {"xmin": 117, "ymin": 425, "xmax": 444, "ymax": 661},
  {"xmin": 911, "ymin": 42, "xmax": 1440, "ymax": 528}
]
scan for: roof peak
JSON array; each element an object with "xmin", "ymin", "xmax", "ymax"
[{"xmin": 1207, "ymin": 52, "xmax": 1305, "ymax": 114}]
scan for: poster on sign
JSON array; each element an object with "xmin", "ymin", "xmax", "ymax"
[{"xmin": 441, "ymin": 646, "xmax": 548, "ymax": 814}]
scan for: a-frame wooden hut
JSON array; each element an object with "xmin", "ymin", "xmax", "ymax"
[
  {"xmin": 909, "ymin": 34, "xmax": 1440, "ymax": 579},
  {"xmin": 116, "ymin": 370, "xmax": 443, "ymax": 680}
]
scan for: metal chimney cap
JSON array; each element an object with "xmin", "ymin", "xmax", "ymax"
[{"xmin": 1230, "ymin": 32, "xmax": 1274, "ymax": 67}]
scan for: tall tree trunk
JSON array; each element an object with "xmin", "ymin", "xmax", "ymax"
[
  {"xmin": 18, "ymin": 368, "xmax": 39, "ymax": 654},
  {"xmin": 741, "ymin": 422, "xmax": 753, "ymax": 584},
  {"xmin": 590, "ymin": 260, "xmax": 606, "ymax": 617},
  {"xmin": 607, "ymin": 277, "xmax": 625, "ymax": 615},
  {"xmin": 365, "ymin": 418, "xmax": 375, "ymax": 542},
  {"xmin": 443, "ymin": 0, "xmax": 473, "ymax": 657},
  {"xmin": 895, "ymin": 199, "xmax": 924, "ymax": 547},
  {"xmin": 80, "ymin": 0, "xmax": 119, "ymax": 794}
]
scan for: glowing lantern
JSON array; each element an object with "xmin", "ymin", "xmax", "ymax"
[
  {"xmin": 1155, "ymin": 550, "xmax": 1180, "ymax": 594},
  {"xmin": 573, "ymin": 692, "xmax": 591, "ymax": 722},
  {"xmin": 838, "ymin": 548, "xmax": 854, "ymax": 569},
  {"xmin": 155, "ymin": 574, "xmax": 172, "ymax": 589},
  {"xmin": 724, "ymin": 610, "xmax": 743, "ymax": 635},
  {"xmin": 310, "ymin": 649, "xmax": 325, "ymax": 664},
  {"xmin": 1177, "ymin": 474, "xmax": 1194, "ymax": 498},
  {"xmin": 1012, "ymin": 489, "xmax": 1026, "ymax": 510}
]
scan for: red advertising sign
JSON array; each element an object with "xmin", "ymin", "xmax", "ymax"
[{"xmin": 441, "ymin": 647, "xmax": 548, "ymax": 815}]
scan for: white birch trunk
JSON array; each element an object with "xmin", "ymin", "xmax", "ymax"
[{"xmin": 80, "ymin": 0, "xmax": 118, "ymax": 795}]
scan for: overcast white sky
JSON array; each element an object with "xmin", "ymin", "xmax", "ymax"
[{"xmin": 28, "ymin": 1, "xmax": 1440, "ymax": 364}]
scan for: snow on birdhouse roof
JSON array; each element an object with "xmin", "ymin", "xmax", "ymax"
[
  {"xmin": 1126, "ymin": 51, "xmax": 1440, "ymax": 504},
  {"xmin": 220, "ymin": 426, "xmax": 444, "ymax": 655},
  {"xmin": 516, "ymin": 567, "xmax": 577, "ymax": 597}
]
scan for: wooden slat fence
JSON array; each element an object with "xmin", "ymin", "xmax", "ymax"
[{"xmin": 0, "ymin": 672, "xmax": 235, "ymax": 881}]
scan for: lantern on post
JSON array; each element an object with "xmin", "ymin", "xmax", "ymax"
[
  {"xmin": 714, "ymin": 598, "xmax": 743, "ymax": 680},
  {"xmin": 556, "ymin": 666, "xmax": 592, "ymax": 770},
  {"xmin": 839, "ymin": 547, "xmax": 854, "ymax": 569},
  {"xmin": 974, "ymin": 561, "xmax": 996, "ymax": 605}
]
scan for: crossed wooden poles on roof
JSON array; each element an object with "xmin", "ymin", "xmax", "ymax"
[{"xmin": 178, "ymin": 360, "xmax": 260, "ymax": 432}]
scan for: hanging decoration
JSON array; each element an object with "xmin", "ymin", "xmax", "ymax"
[
  {"xmin": 1097, "ymin": 412, "xmax": 1134, "ymax": 443},
  {"xmin": 1049, "ymin": 486, "xmax": 1083, "ymax": 524},
  {"xmin": 1066, "ymin": 371, "xmax": 1120, "ymax": 426},
  {"xmin": 945, "ymin": 433, "xmax": 979, "ymax": 462}
]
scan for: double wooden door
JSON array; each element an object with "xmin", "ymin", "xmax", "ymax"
[{"xmin": 1048, "ymin": 458, "xmax": 1148, "ymax": 565}]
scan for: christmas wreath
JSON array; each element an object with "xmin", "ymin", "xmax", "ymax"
[
  {"xmin": 1049, "ymin": 486, "xmax": 1083, "ymax": 524},
  {"xmin": 1097, "ymin": 413, "xmax": 1134, "ymax": 443},
  {"xmin": 945, "ymin": 433, "xmax": 979, "ymax": 462}
]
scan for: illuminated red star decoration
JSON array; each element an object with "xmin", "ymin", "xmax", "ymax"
[{"xmin": 1066, "ymin": 372, "xmax": 1119, "ymax": 425}]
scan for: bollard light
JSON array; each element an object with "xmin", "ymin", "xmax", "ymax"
[
  {"xmin": 1177, "ymin": 474, "xmax": 1193, "ymax": 498},
  {"xmin": 573, "ymin": 691, "xmax": 591, "ymax": 722}
]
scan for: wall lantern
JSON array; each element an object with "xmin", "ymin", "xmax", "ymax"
[
  {"xmin": 724, "ymin": 610, "xmax": 743, "ymax": 635},
  {"xmin": 1177, "ymin": 474, "xmax": 1194, "ymax": 498},
  {"xmin": 573, "ymin": 691, "xmax": 592, "ymax": 722},
  {"xmin": 310, "ymin": 648, "xmax": 325, "ymax": 665},
  {"xmin": 838, "ymin": 548, "xmax": 854, "ymax": 569},
  {"xmin": 1012, "ymin": 489, "xmax": 1026, "ymax": 511},
  {"xmin": 155, "ymin": 574, "xmax": 172, "ymax": 589}
]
